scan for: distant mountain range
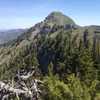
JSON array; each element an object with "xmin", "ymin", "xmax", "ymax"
[{"xmin": 0, "ymin": 29, "xmax": 27, "ymax": 44}]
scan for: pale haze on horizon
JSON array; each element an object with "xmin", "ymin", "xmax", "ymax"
[{"xmin": 0, "ymin": 0, "xmax": 100, "ymax": 29}]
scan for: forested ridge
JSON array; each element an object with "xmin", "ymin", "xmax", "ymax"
[{"xmin": 0, "ymin": 12, "xmax": 100, "ymax": 100}]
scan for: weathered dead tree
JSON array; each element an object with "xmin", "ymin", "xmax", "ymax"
[{"xmin": 0, "ymin": 68, "xmax": 43, "ymax": 100}]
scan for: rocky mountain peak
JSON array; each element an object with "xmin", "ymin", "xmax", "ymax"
[{"xmin": 44, "ymin": 11, "xmax": 75, "ymax": 26}]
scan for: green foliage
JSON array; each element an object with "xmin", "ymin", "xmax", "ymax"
[
  {"xmin": 0, "ymin": 12, "xmax": 99, "ymax": 100},
  {"xmin": 79, "ymin": 49, "xmax": 96, "ymax": 84},
  {"xmin": 43, "ymin": 74, "xmax": 93, "ymax": 100},
  {"xmin": 48, "ymin": 62, "xmax": 54, "ymax": 75},
  {"xmin": 67, "ymin": 74, "xmax": 91, "ymax": 100},
  {"xmin": 0, "ymin": 42, "xmax": 39, "ymax": 79},
  {"xmin": 38, "ymin": 30, "xmax": 97, "ymax": 82},
  {"xmin": 95, "ymin": 93, "xmax": 100, "ymax": 100},
  {"xmin": 43, "ymin": 75, "xmax": 73, "ymax": 100},
  {"xmin": 37, "ymin": 29, "xmax": 100, "ymax": 100}
]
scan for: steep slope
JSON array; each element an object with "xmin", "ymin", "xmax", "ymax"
[
  {"xmin": 14, "ymin": 11, "xmax": 76, "ymax": 42},
  {"xmin": 0, "ymin": 11, "xmax": 99, "ymax": 79}
]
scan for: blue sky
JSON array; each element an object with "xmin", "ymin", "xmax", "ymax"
[{"xmin": 0, "ymin": 0, "xmax": 100, "ymax": 29}]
